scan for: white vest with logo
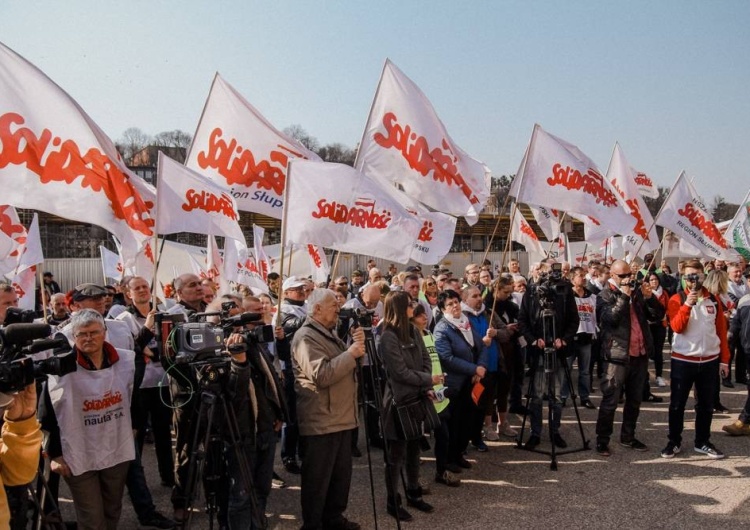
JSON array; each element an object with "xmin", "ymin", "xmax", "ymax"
[
  {"xmin": 47, "ymin": 348, "xmax": 136, "ymax": 476},
  {"xmin": 671, "ymin": 297, "xmax": 721, "ymax": 358}
]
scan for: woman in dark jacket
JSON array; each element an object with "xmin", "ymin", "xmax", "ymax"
[{"xmin": 378, "ymin": 291, "xmax": 439, "ymax": 521}]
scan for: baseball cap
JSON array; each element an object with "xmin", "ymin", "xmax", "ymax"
[
  {"xmin": 282, "ymin": 276, "xmax": 307, "ymax": 292},
  {"xmin": 72, "ymin": 283, "xmax": 108, "ymax": 301}
]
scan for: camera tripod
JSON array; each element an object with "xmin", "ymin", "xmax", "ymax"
[
  {"xmin": 516, "ymin": 308, "xmax": 590, "ymax": 470},
  {"xmin": 181, "ymin": 360, "xmax": 264, "ymax": 530}
]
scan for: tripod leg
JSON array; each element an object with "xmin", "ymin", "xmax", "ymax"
[
  {"xmin": 517, "ymin": 357, "xmax": 537, "ymax": 448},
  {"xmin": 183, "ymin": 394, "xmax": 217, "ymax": 529},
  {"xmin": 357, "ymin": 363, "xmax": 380, "ymax": 530},
  {"xmin": 547, "ymin": 357, "xmax": 558, "ymax": 471},
  {"xmin": 561, "ymin": 358, "xmax": 590, "ymax": 450}
]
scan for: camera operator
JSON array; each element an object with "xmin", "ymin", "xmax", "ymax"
[
  {"xmin": 0, "ymin": 284, "xmax": 18, "ymax": 325},
  {"xmin": 39, "ymin": 309, "xmax": 136, "ymax": 529},
  {"xmin": 595, "ymin": 259, "xmax": 664, "ymax": 457},
  {"xmin": 225, "ymin": 296, "xmax": 287, "ymax": 530},
  {"xmin": 275, "ymin": 276, "xmax": 309, "ymax": 476},
  {"xmin": 517, "ymin": 265, "xmax": 579, "ymax": 449},
  {"xmin": 292, "ymin": 289, "xmax": 365, "ymax": 530}
]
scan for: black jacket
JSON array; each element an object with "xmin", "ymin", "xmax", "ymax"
[{"xmin": 518, "ymin": 282, "xmax": 579, "ymax": 350}]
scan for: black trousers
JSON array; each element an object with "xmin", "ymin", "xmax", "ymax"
[
  {"xmin": 447, "ymin": 383, "xmax": 473, "ymax": 463},
  {"xmin": 299, "ymin": 429, "xmax": 354, "ymax": 530},
  {"xmin": 668, "ymin": 358, "xmax": 719, "ymax": 447}
]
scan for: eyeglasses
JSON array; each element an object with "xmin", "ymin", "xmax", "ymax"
[
  {"xmin": 74, "ymin": 330, "xmax": 104, "ymax": 339},
  {"xmin": 615, "ymin": 272, "xmax": 632, "ymax": 279},
  {"xmin": 336, "ymin": 282, "xmax": 348, "ymax": 286},
  {"xmin": 425, "ymin": 281, "xmax": 436, "ymax": 286}
]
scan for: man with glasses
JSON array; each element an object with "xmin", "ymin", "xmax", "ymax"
[
  {"xmin": 594, "ymin": 260, "xmax": 664, "ymax": 456},
  {"xmin": 661, "ymin": 259, "xmax": 730, "ymax": 459},
  {"xmin": 462, "ymin": 264, "xmax": 481, "ymax": 289},
  {"xmin": 333, "ymin": 276, "xmax": 352, "ymax": 301}
]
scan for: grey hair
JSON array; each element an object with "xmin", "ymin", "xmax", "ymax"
[
  {"xmin": 50, "ymin": 293, "xmax": 66, "ymax": 303},
  {"xmin": 71, "ymin": 308, "xmax": 105, "ymax": 335},
  {"xmin": 307, "ymin": 288, "xmax": 335, "ymax": 314}
]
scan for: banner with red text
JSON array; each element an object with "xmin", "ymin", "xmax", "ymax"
[
  {"xmin": 604, "ymin": 143, "xmax": 659, "ymax": 257},
  {"xmin": 527, "ymin": 204, "xmax": 560, "ymax": 242},
  {"xmin": 307, "ymin": 244, "xmax": 331, "ymax": 284},
  {"xmin": 0, "ymin": 41, "xmax": 156, "ymax": 265},
  {"xmin": 356, "ymin": 59, "xmax": 491, "ymax": 225},
  {"xmin": 100, "ymin": 245, "xmax": 124, "ymax": 282},
  {"xmin": 510, "ymin": 211, "xmax": 545, "ymax": 255},
  {"xmin": 510, "ymin": 125, "xmax": 633, "ymax": 240},
  {"xmin": 655, "ymin": 172, "xmax": 739, "ymax": 261},
  {"xmin": 252, "ymin": 225, "xmax": 272, "ymax": 282},
  {"xmin": 285, "ymin": 160, "xmax": 422, "ymax": 263},
  {"xmin": 155, "ymin": 153, "xmax": 246, "ymax": 245},
  {"xmin": 223, "ymin": 237, "xmax": 269, "ymax": 293},
  {"xmin": 13, "ymin": 213, "xmax": 43, "ymax": 275},
  {"xmin": 185, "ymin": 74, "xmax": 321, "ymax": 219},
  {"xmin": 6, "ymin": 266, "xmax": 36, "ymax": 311},
  {"xmin": 634, "ymin": 171, "xmax": 659, "ymax": 199},
  {"xmin": 0, "ymin": 206, "xmax": 26, "ymax": 276}
]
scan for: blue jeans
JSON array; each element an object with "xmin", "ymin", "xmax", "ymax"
[
  {"xmin": 561, "ymin": 341, "xmax": 592, "ymax": 401},
  {"xmin": 668, "ymin": 358, "xmax": 719, "ymax": 447},
  {"xmin": 228, "ymin": 430, "xmax": 278, "ymax": 530}
]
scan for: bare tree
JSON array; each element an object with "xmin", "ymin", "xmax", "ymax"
[
  {"xmin": 643, "ymin": 185, "xmax": 671, "ymax": 219},
  {"xmin": 316, "ymin": 142, "xmax": 356, "ymax": 166},
  {"xmin": 117, "ymin": 127, "xmax": 152, "ymax": 163},
  {"xmin": 283, "ymin": 124, "xmax": 320, "ymax": 152},
  {"xmin": 711, "ymin": 195, "xmax": 739, "ymax": 223}
]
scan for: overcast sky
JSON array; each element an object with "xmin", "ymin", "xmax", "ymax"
[{"xmin": 2, "ymin": 1, "xmax": 748, "ymax": 205}]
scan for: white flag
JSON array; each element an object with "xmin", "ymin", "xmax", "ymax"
[
  {"xmin": 6, "ymin": 266, "xmax": 36, "ymax": 311},
  {"xmin": 306, "ymin": 244, "xmax": 330, "ymax": 285},
  {"xmin": 0, "ymin": 206, "xmax": 27, "ymax": 276},
  {"xmin": 188, "ymin": 253, "xmax": 207, "ymax": 279},
  {"xmin": 223, "ymin": 237, "xmax": 268, "ymax": 293},
  {"xmin": 0, "ymin": 41, "xmax": 156, "ymax": 264},
  {"xmin": 656, "ymin": 172, "xmax": 739, "ymax": 261},
  {"xmin": 100, "ymin": 245, "xmax": 124, "ymax": 282},
  {"xmin": 605, "ymin": 144, "xmax": 659, "ymax": 257},
  {"xmin": 155, "ymin": 153, "xmax": 246, "ymax": 245},
  {"xmin": 252, "ymin": 225, "xmax": 272, "ymax": 282},
  {"xmin": 528, "ymin": 204, "xmax": 561, "ymax": 241},
  {"xmin": 356, "ymin": 59, "xmax": 491, "ymax": 225},
  {"xmin": 13, "ymin": 213, "xmax": 43, "ymax": 274},
  {"xmin": 185, "ymin": 74, "xmax": 321, "ymax": 219},
  {"xmin": 511, "ymin": 211, "xmax": 545, "ymax": 255},
  {"xmin": 285, "ymin": 160, "xmax": 421, "ymax": 264},
  {"xmin": 511, "ymin": 125, "xmax": 633, "ymax": 240},
  {"xmin": 633, "ymin": 170, "xmax": 660, "ymax": 199},
  {"xmin": 724, "ymin": 189, "xmax": 750, "ymax": 261},
  {"xmin": 206, "ymin": 235, "xmax": 222, "ymax": 281}
]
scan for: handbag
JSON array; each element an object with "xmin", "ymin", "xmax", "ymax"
[{"xmin": 393, "ymin": 394, "xmax": 441, "ymax": 440}]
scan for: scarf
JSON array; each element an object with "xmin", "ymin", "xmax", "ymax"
[{"xmin": 445, "ymin": 312, "xmax": 474, "ymax": 346}]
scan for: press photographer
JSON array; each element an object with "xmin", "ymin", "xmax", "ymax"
[{"xmin": 518, "ymin": 263, "xmax": 579, "ymax": 449}]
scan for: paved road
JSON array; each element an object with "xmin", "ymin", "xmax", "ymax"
[{"xmin": 58, "ymin": 354, "xmax": 750, "ymax": 529}]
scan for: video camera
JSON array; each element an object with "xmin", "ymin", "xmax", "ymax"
[
  {"xmin": 0, "ymin": 323, "xmax": 76, "ymax": 393},
  {"xmin": 535, "ymin": 263, "xmax": 569, "ymax": 309},
  {"xmin": 339, "ymin": 306, "xmax": 376, "ymax": 330},
  {"xmin": 154, "ymin": 305, "xmax": 273, "ymax": 368},
  {"xmin": 3, "ymin": 307, "xmax": 37, "ymax": 325}
]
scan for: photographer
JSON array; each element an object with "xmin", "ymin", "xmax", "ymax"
[
  {"xmin": 661, "ymin": 259, "xmax": 729, "ymax": 459},
  {"xmin": 595, "ymin": 260, "xmax": 664, "ymax": 456},
  {"xmin": 517, "ymin": 265, "xmax": 579, "ymax": 450},
  {"xmin": 39, "ymin": 309, "xmax": 136, "ymax": 529},
  {"xmin": 292, "ymin": 289, "xmax": 364, "ymax": 530}
]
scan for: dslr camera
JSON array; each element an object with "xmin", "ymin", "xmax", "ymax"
[
  {"xmin": 535, "ymin": 263, "xmax": 568, "ymax": 309},
  {"xmin": 339, "ymin": 306, "xmax": 375, "ymax": 329}
]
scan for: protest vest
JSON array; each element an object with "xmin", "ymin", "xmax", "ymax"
[{"xmin": 47, "ymin": 348, "xmax": 136, "ymax": 476}]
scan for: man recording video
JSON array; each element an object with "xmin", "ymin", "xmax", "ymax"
[{"xmin": 517, "ymin": 263, "xmax": 579, "ymax": 449}]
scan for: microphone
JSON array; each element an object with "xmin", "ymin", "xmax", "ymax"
[
  {"xmin": 222, "ymin": 312, "xmax": 263, "ymax": 328},
  {"xmin": 22, "ymin": 337, "xmax": 70, "ymax": 355}
]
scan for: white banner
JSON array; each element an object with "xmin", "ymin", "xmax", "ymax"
[
  {"xmin": 528, "ymin": 204, "xmax": 560, "ymax": 242},
  {"xmin": 223, "ymin": 237, "xmax": 269, "ymax": 293},
  {"xmin": 155, "ymin": 153, "xmax": 246, "ymax": 245},
  {"xmin": 0, "ymin": 206, "xmax": 27, "ymax": 276},
  {"xmin": 14, "ymin": 213, "xmax": 43, "ymax": 274},
  {"xmin": 634, "ymin": 170, "xmax": 659, "ymax": 199},
  {"xmin": 252, "ymin": 225, "xmax": 272, "ymax": 282},
  {"xmin": 724, "ymin": 189, "xmax": 750, "ymax": 261},
  {"xmin": 306, "ymin": 244, "xmax": 330, "ymax": 284},
  {"xmin": 656, "ymin": 172, "xmax": 739, "ymax": 261},
  {"xmin": 285, "ymin": 160, "xmax": 422, "ymax": 264},
  {"xmin": 510, "ymin": 125, "xmax": 633, "ymax": 240},
  {"xmin": 185, "ymin": 74, "xmax": 321, "ymax": 219},
  {"xmin": 0, "ymin": 41, "xmax": 156, "ymax": 265},
  {"xmin": 100, "ymin": 245, "xmax": 123, "ymax": 282},
  {"xmin": 6, "ymin": 266, "xmax": 36, "ymax": 310},
  {"xmin": 356, "ymin": 59, "xmax": 491, "ymax": 225},
  {"xmin": 510, "ymin": 211, "xmax": 545, "ymax": 255}
]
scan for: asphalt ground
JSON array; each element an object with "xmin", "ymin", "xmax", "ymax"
[{"xmin": 57, "ymin": 352, "xmax": 750, "ymax": 529}]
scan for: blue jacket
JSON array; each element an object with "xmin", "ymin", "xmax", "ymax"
[{"xmin": 433, "ymin": 318, "xmax": 489, "ymax": 392}]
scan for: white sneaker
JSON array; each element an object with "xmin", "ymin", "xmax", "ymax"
[
  {"xmin": 500, "ymin": 423, "xmax": 518, "ymax": 438},
  {"xmin": 656, "ymin": 377, "xmax": 667, "ymax": 387},
  {"xmin": 484, "ymin": 425, "xmax": 500, "ymax": 441}
]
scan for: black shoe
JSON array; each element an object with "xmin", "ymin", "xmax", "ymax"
[
  {"xmin": 714, "ymin": 403, "xmax": 730, "ymax": 413},
  {"xmin": 722, "ymin": 378, "xmax": 735, "ymax": 388},
  {"xmin": 139, "ymin": 512, "xmax": 176, "ymax": 529},
  {"xmin": 596, "ymin": 443, "xmax": 611, "ymax": 457},
  {"xmin": 553, "ymin": 433, "xmax": 568, "ymax": 448},
  {"xmin": 351, "ymin": 446, "xmax": 362, "ymax": 458},
  {"xmin": 620, "ymin": 439, "xmax": 648, "ymax": 451},
  {"xmin": 324, "ymin": 516, "xmax": 361, "ymax": 530},
  {"xmin": 508, "ymin": 405, "xmax": 529, "ymax": 415},
  {"xmin": 646, "ymin": 394, "xmax": 663, "ymax": 403},
  {"xmin": 272, "ymin": 471, "xmax": 287, "ymax": 488},
  {"xmin": 283, "ymin": 457, "xmax": 302, "ymax": 474},
  {"xmin": 524, "ymin": 435, "xmax": 541, "ymax": 449},
  {"xmin": 406, "ymin": 489, "xmax": 435, "ymax": 513},
  {"xmin": 581, "ymin": 399, "xmax": 597, "ymax": 409},
  {"xmin": 444, "ymin": 462, "xmax": 462, "ymax": 474},
  {"xmin": 387, "ymin": 496, "xmax": 413, "ymax": 522},
  {"xmin": 456, "ymin": 456, "xmax": 472, "ymax": 469},
  {"xmin": 560, "ymin": 398, "xmax": 567, "ymax": 408}
]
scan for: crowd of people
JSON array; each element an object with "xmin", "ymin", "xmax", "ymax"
[{"xmin": 0, "ymin": 252, "xmax": 749, "ymax": 529}]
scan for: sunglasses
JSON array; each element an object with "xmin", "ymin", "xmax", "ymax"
[{"xmin": 615, "ymin": 272, "xmax": 632, "ymax": 279}]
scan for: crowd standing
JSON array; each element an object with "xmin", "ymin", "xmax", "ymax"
[{"xmin": 0, "ymin": 253, "xmax": 748, "ymax": 529}]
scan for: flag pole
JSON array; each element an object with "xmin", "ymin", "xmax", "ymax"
[
  {"xmin": 330, "ymin": 251, "xmax": 342, "ymax": 282},
  {"xmin": 353, "ymin": 58, "xmax": 390, "ymax": 171},
  {"xmin": 38, "ymin": 267, "xmax": 48, "ymax": 324},
  {"xmin": 548, "ymin": 212, "xmax": 567, "ymax": 255},
  {"xmin": 276, "ymin": 160, "xmax": 293, "ymax": 316},
  {"xmin": 481, "ymin": 192, "xmax": 514, "ymax": 265},
  {"xmin": 151, "ymin": 153, "xmax": 164, "ymax": 307},
  {"xmin": 497, "ymin": 203, "xmax": 517, "ymax": 272},
  {"xmin": 630, "ymin": 173, "xmax": 679, "ymax": 260}
]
